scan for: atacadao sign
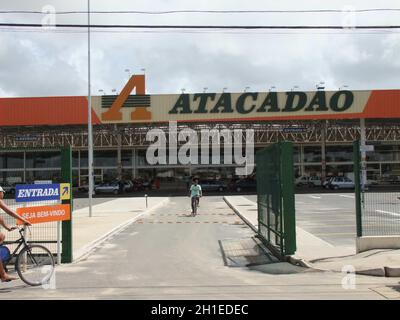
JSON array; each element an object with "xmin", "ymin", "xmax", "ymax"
[
  {"xmin": 94, "ymin": 75, "xmax": 400, "ymax": 124},
  {"xmin": 2, "ymin": 75, "xmax": 400, "ymax": 127}
]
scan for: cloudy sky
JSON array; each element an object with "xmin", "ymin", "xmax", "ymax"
[{"xmin": 0, "ymin": 0, "xmax": 399, "ymax": 97}]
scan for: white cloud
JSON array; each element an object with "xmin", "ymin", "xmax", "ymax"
[{"xmin": 0, "ymin": 0, "xmax": 399, "ymax": 97}]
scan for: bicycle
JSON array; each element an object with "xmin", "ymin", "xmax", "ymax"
[
  {"xmin": 1, "ymin": 226, "xmax": 55, "ymax": 286},
  {"xmin": 191, "ymin": 196, "xmax": 200, "ymax": 217}
]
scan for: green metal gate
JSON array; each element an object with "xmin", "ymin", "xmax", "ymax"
[
  {"xmin": 353, "ymin": 140, "xmax": 400, "ymax": 238},
  {"xmin": 256, "ymin": 141, "xmax": 296, "ymax": 257}
]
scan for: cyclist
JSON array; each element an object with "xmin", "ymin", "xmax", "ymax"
[
  {"xmin": 0, "ymin": 186, "xmax": 31, "ymax": 282},
  {"xmin": 189, "ymin": 178, "xmax": 202, "ymax": 215}
]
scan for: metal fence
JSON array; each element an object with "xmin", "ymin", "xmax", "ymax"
[
  {"xmin": 354, "ymin": 140, "xmax": 400, "ymax": 237},
  {"xmin": 2, "ymin": 199, "xmax": 60, "ymax": 254},
  {"xmin": 1, "ymin": 147, "xmax": 73, "ymax": 263},
  {"xmin": 256, "ymin": 141, "xmax": 296, "ymax": 257}
]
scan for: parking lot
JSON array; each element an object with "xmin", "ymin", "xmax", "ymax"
[{"xmin": 246, "ymin": 192, "xmax": 400, "ymax": 248}]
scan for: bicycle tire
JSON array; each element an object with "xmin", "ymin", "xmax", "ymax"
[
  {"xmin": 15, "ymin": 244, "xmax": 55, "ymax": 286},
  {"xmin": 191, "ymin": 197, "xmax": 197, "ymax": 216}
]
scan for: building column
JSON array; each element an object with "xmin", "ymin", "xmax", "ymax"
[
  {"xmin": 394, "ymin": 145, "xmax": 400, "ymax": 161},
  {"xmin": 117, "ymin": 130, "xmax": 122, "ymax": 180},
  {"xmin": 78, "ymin": 150, "xmax": 81, "ymax": 186},
  {"xmin": 300, "ymin": 145, "xmax": 305, "ymax": 176},
  {"xmin": 23, "ymin": 151, "xmax": 26, "ymax": 183},
  {"xmin": 132, "ymin": 149, "xmax": 137, "ymax": 179},
  {"xmin": 360, "ymin": 118, "xmax": 367, "ymax": 189},
  {"xmin": 321, "ymin": 121, "xmax": 327, "ymax": 181}
]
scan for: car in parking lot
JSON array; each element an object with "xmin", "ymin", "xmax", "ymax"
[
  {"xmin": 200, "ymin": 180, "xmax": 227, "ymax": 192},
  {"xmin": 94, "ymin": 182, "xmax": 120, "ymax": 195},
  {"xmin": 295, "ymin": 176, "xmax": 322, "ymax": 187},
  {"xmin": 2, "ymin": 183, "xmax": 16, "ymax": 194},
  {"xmin": 233, "ymin": 179, "xmax": 257, "ymax": 192},
  {"xmin": 326, "ymin": 177, "xmax": 355, "ymax": 190},
  {"xmin": 122, "ymin": 180, "xmax": 134, "ymax": 192},
  {"xmin": 323, "ymin": 177, "xmax": 334, "ymax": 189}
]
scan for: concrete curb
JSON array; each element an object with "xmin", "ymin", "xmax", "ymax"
[
  {"xmin": 355, "ymin": 268, "xmax": 386, "ymax": 277},
  {"xmin": 224, "ymin": 196, "xmax": 400, "ymax": 277},
  {"xmin": 72, "ymin": 198, "xmax": 170, "ymax": 263},
  {"xmin": 223, "ymin": 196, "xmax": 258, "ymax": 233},
  {"xmin": 287, "ymin": 256, "xmax": 315, "ymax": 269},
  {"xmin": 384, "ymin": 266, "xmax": 400, "ymax": 277}
]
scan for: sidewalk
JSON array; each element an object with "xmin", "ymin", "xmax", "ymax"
[
  {"xmin": 72, "ymin": 196, "xmax": 169, "ymax": 261},
  {"xmin": 224, "ymin": 195, "xmax": 400, "ymax": 277}
]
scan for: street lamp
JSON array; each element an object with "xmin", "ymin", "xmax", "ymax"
[
  {"xmin": 181, "ymin": 88, "xmax": 186, "ymax": 94},
  {"xmin": 125, "ymin": 68, "xmax": 131, "ymax": 79},
  {"xmin": 316, "ymin": 81, "xmax": 325, "ymax": 90},
  {"xmin": 87, "ymin": 0, "xmax": 94, "ymax": 217},
  {"xmin": 98, "ymin": 89, "xmax": 106, "ymax": 95},
  {"xmin": 203, "ymin": 87, "xmax": 208, "ymax": 93},
  {"xmin": 291, "ymin": 85, "xmax": 299, "ymax": 91},
  {"xmin": 222, "ymin": 87, "xmax": 228, "ymax": 93},
  {"xmin": 244, "ymin": 86, "xmax": 250, "ymax": 92},
  {"xmin": 339, "ymin": 85, "xmax": 349, "ymax": 90},
  {"xmin": 140, "ymin": 68, "xmax": 146, "ymax": 74},
  {"xmin": 269, "ymin": 86, "xmax": 276, "ymax": 92},
  {"xmin": 111, "ymin": 89, "xmax": 117, "ymax": 94}
]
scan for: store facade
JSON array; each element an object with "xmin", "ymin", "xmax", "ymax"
[{"xmin": 1, "ymin": 75, "xmax": 400, "ymax": 191}]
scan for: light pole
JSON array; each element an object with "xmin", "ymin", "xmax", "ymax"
[
  {"xmin": 222, "ymin": 87, "xmax": 228, "ymax": 93},
  {"xmin": 291, "ymin": 85, "xmax": 299, "ymax": 91},
  {"xmin": 181, "ymin": 88, "xmax": 186, "ymax": 94},
  {"xmin": 316, "ymin": 81, "xmax": 325, "ymax": 90},
  {"xmin": 87, "ymin": 0, "xmax": 93, "ymax": 217},
  {"xmin": 269, "ymin": 86, "xmax": 276, "ymax": 92},
  {"xmin": 339, "ymin": 85, "xmax": 349, "ymax": 90},
  {"xmin": 98, "ymin": 89, "xmax": 106, "ymax": 95},
  {"xmin": 244, "ymin": 86, "xmax": 250, "ymax": 92},
  {"xmin": 125, "ymin": 68, "xmax": 131, "ymax": 79},
  {"xmin": 111, "ymin": 89, "xmax": 117, "ymax": 94},
  {"xmin": 203, "ymin": 87, "xmax": 208, "ymax": 93}
]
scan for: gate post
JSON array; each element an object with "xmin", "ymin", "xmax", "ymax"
[
  {"xmin": 353, "ymin": 140, "xmax": 363, "ymax": 237},
  {"xmin": 61, "ymin": 147, "xmax": 73, "ymax": 263},
  {"xmin": 280, "ymin": 142, "xmax": 296, "ymax": 255}
]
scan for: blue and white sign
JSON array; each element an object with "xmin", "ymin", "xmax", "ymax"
[{"xmin": 16, "ymin": 184, "xmax": 61, "ymax": 203}]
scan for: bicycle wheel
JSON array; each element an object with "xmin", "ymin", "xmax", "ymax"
[
  {"xmin": 15, "ymin": 244, "xmax": 55, "ymax": 286},
  {"xmin": 191, "ymin": 198, "xmax": 197, "ymax": 216}
]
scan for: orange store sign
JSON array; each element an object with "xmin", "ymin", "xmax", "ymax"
[{"xmin": 16, "ymin": 204, "xmax": 71, "ymax": 225}]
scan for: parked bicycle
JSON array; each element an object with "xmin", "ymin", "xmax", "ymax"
[{"xmin": 0, "ymin": 226, "xmax": 55, "ymax": 286}]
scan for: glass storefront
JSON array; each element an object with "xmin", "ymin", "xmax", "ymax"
[
  {"xmin": 304, "ymin": 146, "xmax": 322, "ymax": 163},
  {"xmin": 368, "ymin": 145, "xmax": 400, "ymax": 162},
  {"xmin": 0, "ymin": 144, "xmax": 399, "ymax": 189},
  {"xmin": 94, "ymin": 150, "xmax": 117, "ymax": 167},
  {"xmin": 326, "ymin": 145, "xmax": 353, "ymax": 162},
  {"xmin": 326, "ymin": 164, "xmax": 353, "ymax": 178},
  {"xmin": 0, "ymin": 153, "xmax": 24, "ymax": 169},
  {"xmin": 26, "ymin": 151, "xmax": 61, "ymax": 168},
  {"xmin": 25, "ymin": 170, "xmax": 61, "ymax": 183},
  {"xmin": 0, "ymin": 171, "xmax": 24, "ymax": 185}
]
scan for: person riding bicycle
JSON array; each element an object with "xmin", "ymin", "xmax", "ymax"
[
  {"xmin": 0, "ymin": 186, "xmax": 31, "ymax": 282},
  {"xmin": 189, "ymin": 178, "xmax": 202, "ymax": 215}
]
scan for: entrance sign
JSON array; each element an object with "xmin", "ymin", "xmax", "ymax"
[
  {"xmin": 16, "ymin": 204, "xmax": 71, "ymax": 225},
  {"xmin": 15, "ymin": 183, "xmax": 71, "ymax": 202}
]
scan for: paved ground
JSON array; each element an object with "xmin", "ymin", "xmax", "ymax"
[
  {"xmin": 1, "ymin": 196, "xmax": 400, "ymax": 299},
  {"xmin": 247, "ymin": 192, "xmax": 400, "ymax": 247}
]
